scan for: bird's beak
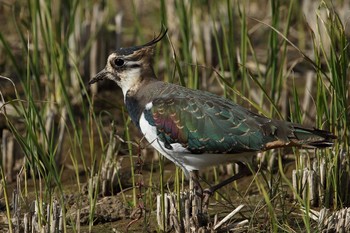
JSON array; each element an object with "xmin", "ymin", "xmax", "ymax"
[{"xmin": 89, "ymin": 68, "xmax": 108, "ymax": 85}]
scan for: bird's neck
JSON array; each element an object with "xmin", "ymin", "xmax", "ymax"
[
  {"xmin": 122, "ymin": 66, "xmax": 157, "ymax": 99},
  {"xmin": 124, "ymin": 75, "xmax": 161, "ymax": 129}
]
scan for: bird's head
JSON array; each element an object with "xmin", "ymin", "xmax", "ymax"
[{"xmin": 89, "ymin": 29, "xmax": 167, "ymax": 96}]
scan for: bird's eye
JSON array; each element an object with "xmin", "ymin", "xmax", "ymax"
[{"xmin": 112, "ymin": 58, "xmax": 125, "ymax": 67}]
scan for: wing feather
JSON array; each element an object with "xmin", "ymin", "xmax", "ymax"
[
  {"xmin": 146, "ymin": 86, "xmax": 273, "ymax": 154},
  {"xmin": 141, "ymin": 83, "xmax": 335, "ymax": 154}
]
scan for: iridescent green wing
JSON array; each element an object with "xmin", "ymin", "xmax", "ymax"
[{"xmin": 144, "ymin": 88, "xmax": 277, "ymax": 154}]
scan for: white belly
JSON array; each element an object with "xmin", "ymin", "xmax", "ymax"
[{"xmin": 139, "ymin": 112, "xmax": 256, "ymax": 176}]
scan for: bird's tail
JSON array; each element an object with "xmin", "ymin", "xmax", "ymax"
[{"xmin": 292, "ymin": 126, "xmax": 337, "ymax": 148}]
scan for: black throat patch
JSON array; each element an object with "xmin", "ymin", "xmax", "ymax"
[{"xmin": 125, "ymin": 94, "xmax": 143, "ymax": 129}]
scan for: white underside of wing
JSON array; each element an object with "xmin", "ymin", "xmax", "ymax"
[{"xmin": 139, "ymin": 111, "xmax": 256, "ymax": 177}]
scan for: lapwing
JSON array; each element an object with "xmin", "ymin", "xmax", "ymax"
[{"xmin": 89, "ymin": 29, "xmax": 336, "ymax": 197}]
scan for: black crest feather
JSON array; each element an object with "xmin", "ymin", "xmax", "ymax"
[{"xmin": 117, "ymin": 28, "xmax": 168, "ymax": 56}]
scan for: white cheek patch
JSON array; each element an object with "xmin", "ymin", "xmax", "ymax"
[{"xmin": 119, "ymin": 67, "xmax": 141, "ymax": 100}]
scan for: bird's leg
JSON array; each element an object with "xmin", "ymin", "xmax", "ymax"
[
  {"xmin": 203, "ymin": 162, "xmax": 253, "ymax": 209},
  {"xmin": 189, "ymin": 170, "xmax": 203, "ymax": 215},
  {"xmin": 189, "ymin": 170, "xmax": 209, "ymax": 225},
  {"xmin": 189, "ymin": 170, "xmax": 203, "ymax": 197}
]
